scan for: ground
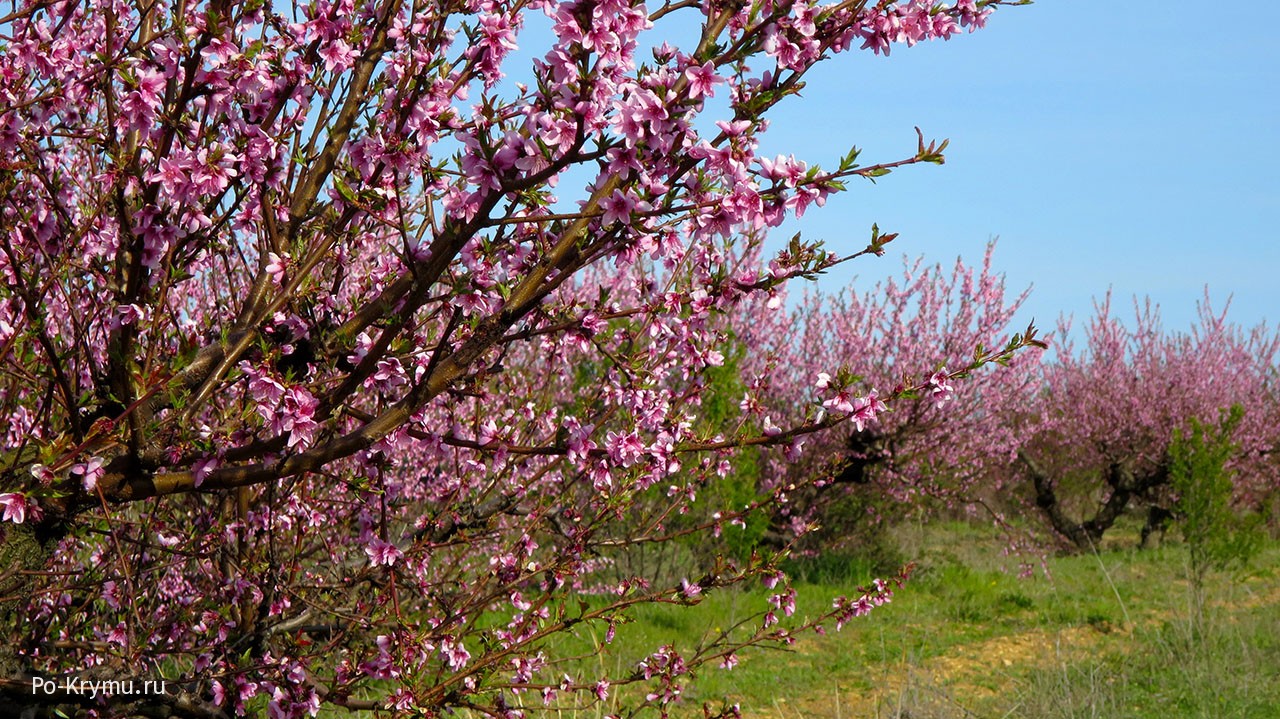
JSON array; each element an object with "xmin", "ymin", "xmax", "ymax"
[{"xmin": 568, "ymin": 519, "xmax": 1280, "ymax": 719}]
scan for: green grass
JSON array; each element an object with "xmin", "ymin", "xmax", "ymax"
[
  {"xmin": 1009, "ymin": 605, "xmax": 1280, "ymax": 719},
  {"xmin": 526, "ymin": 518, "xmax": 1280, "ymax": 719}
]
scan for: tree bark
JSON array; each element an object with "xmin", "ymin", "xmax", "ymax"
[{"xmin": 1018, "ymin": 450, "xmax": 1169, "ymax": 551}]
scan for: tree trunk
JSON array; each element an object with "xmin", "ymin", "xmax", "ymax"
[{"xmin": 1018, "ymin": 450, "xmax": 1167, "ymax": 551}]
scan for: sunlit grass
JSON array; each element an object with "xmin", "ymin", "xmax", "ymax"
[{"xmin": 527, "ymin": 518, "xmax": 1280, "ymax": 718}]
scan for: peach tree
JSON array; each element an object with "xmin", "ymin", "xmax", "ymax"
[
  {"xmin": 0, "ymin": 0, "xmax": 1033, "ymax": 715},
  {"xmin": 734, "ymin": 242, "xmax": 1044, "ymax": 551},
  {"xmin": 1015, "ymin": 297, "xmax": 1280, "ymax": 550}
]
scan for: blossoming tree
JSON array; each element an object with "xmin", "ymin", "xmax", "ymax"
[
  {"xmin": 0, "ymin": 0, "xmax": 1036, "ymax": 715},
  {"xmin": 1015, "ymin": 296, "xmax": 1280, "ymax": 549},
  {"xmin": 736, "ymin": 243, "xmax": 1044, "ymax": 549}
]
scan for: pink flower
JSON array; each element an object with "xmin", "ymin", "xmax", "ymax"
[
  {"xmin": 822, "ymin": 389, "xmax": 855, "ymax": 414},
  {"xmin": 476, "ymin": 419, "xmax": 499, "ymax": 446},
  {"xmin": 850, "ymin": 390, "xmax": 887, "ymax": 432},
  {"xmin": 265, "ymin": 252, "xmax": 289, "ymax": 285},
  {"xmin": 580, "ymin": 312, "xmax": 606, "ymax": 335},
  {"xmin": 107, "ymin": 622, "xmax": 128, "ymax": 645},
  {"xmin": 269, "ymin": 387, "xmax": 320, "ymax": 450},
  {"xmin": 246, "ymin": 367, "xmax": 286, "ymax": 405},
  {"xmin": 211, "ymin": 681, "xmax": 225, "ymax": 706},
  {"xmin": 71, "ymin": 456, "xmax": 106, "ymax": 491},
  {"xmin": 101, "ymin": 580, "xmax": 121, "ymax": 609},
  {"xmin": 319, "ymin": 38, "xmax": 356, "ymax": 72},
  {"xmin": 192, "ymin": 456, "xmax": 219, "ymax": 488},
  {"xmin": 453, "ymin": 292, "xmax": 492, "ymax": 317},
  {"xmin": 715, "ymin": 119, "xmax": 752, "ymax": 137},
  {"xmin": 680, "ymin": 578, "xmax": 702, "ymax": 598},
  {"xmin": 146, "ymin": 156, "xmax": 189, "ymax": 196},
  {"xmin": 440, "ymin": 639, "xmax": 471, "ymax": 670},
  {"xmin": 0, "ymin": 493, "xmax": 27, "ymax": 524},
  {"xmin": 370, "ymin": 358, "xmax": 407, "ymax": 391},
  {"xmin": 928, "ymin": 367, "xmax": 955, "ymax": 407},
  {"xmin": 605, "ymin": 430, "xmax": 646, "ymax": 467},
  {"xmin": 598, "ymin": 189, "xmax": 637, "ymax": 226},
  {"xmin": 29, "ymin": 464, "xmax": 55, "ymax": 485},
  {"xmin": 762, "ymin": 415, "xmax": 782, "ymax": 436},
  {"xmin": 111, "ymin": 303, "xmax": 142, "ymax": 328},
  {"xmin": 365, "ymin": 537, "xmax": 403, "ymax": 566},
  {"xmin": 199, "ymin": 36, "xmax": 237, "ymax": 67},
  {"xmin": 683, "ymin": 61, "xmax": 723, "ymax": 99}
]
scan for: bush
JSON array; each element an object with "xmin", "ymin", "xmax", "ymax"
[{"xmin": 1168, "ymin": 405, "xmax": 1266, "ymax": 624}]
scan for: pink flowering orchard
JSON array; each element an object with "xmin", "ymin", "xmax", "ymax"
[
  {"xmin": 0, "ymin": 0, "xmax": 1036, "ymax": 715},
  {"xmin": 1015, "ymin": 296, "xmax": 1280, "ymax": 549},
  {"xmin": 742, "ymin": 268, "xmax": 1280, "ymax": 555},
  {"xmin": 737, "ymin": 244, "xmax": 1044, "ymax": 547}
]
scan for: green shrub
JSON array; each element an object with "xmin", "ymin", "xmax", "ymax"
[{"xmin": 1168, "ymin": 405, "xmax": 1265, "ymax": 624}]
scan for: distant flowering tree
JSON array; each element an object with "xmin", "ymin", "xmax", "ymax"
[
  {"xmin": 0, "ymin": 0, "xmax": 1035, "ymax": 716},
  {"xmin": 1015, "ymin": 296, "xmax": 1280, "ymax": 550},
  {"xmin": 735, "ymin": 242, "xmax": 1044, "ymax": 547}
]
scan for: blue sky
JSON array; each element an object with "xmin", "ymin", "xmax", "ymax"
[{"xmin": 757, "ymin": 0, "xmax": 1280, "ymax": 339}]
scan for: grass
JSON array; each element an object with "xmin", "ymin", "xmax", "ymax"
[
  {"xmin": 530, "ymin": 517, "xmax": 1280, "ymax": 719},
  {"xmin": 1008, "ymin": 603, "xmax": 1280, "ymax": 719}
]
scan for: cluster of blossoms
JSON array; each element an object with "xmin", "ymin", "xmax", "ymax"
[
  {"xmin": 0, "ymin": 0, "xmax": 1023, "ymax": 716},
  {"xmin": 856, "ymin": 0, "xmax": 994, "ymax": 55}
]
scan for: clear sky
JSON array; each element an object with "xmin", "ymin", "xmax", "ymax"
[{"xmin": 757, "ymin": 0, "xmax": 1280, "ymax": 339}]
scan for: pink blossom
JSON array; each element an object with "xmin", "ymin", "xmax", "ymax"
[
  {"xmin": 680, "ymin": 578, "xmax": 702, "ymax": 598},
  {"xmin": 598, "ymin": 189, "xmax": 639, "ymax": 226},
  {"xmin": 365, "ymin": 537, "xmax": 404, "ymax": 567},
  {"xmin": 275, "ymin": 387, "xmax": 320, "ymax": 450},
  {"xmin": 762, "ymin": 415, "xmax": 783, "ymax": 436},
  {"xmin": 370, "ymin": 358, "xmax": 407, "ymax": 391},
  {"xmin": 192, "ymin": 457, "xmax": 219, "ymax": 488},
  {"xmin": 0, "ymin": 493, "xmax": 27, "ymax": 524},
  {"xmin": 101, "ymin": 580, "xmax": 121, "ymax": 609},
  {"xmin": 107, "ymin": 622, "xmax": 128, "ymax": 646},
  {"xmin": 927, "ymin": 368, "xmax": 955, "ymax": 407},
  {"xmin": 453, "ymin": 292, "xmax": 493, "ymax": 316},
  {"xmin": 605, "ymin": 430, "xmax": 646, "ymax": 467},
  {"xmin": 111, "ymin": 303, "xmax": 142, "ymax": 328},
  {"xmin": 146, "ymin": 156, "xmax": 190, "ymax": 200},
  {"xmin": 246, "ymin": 367, "xmax": 286, "ymax": 405},
  {"xmin": 319, "ymin": 38, "xmax": 356, "ymax": 72},
  {"xmin": 265, "ymin": 253, "xmax": 289, "ymax": 285},
  {"xmin": 822, "ymin": 389, "xmax": 856, "ymax": 414},
  {"xmin": 850, "ymin": 390, "xmax": 888, "ymax": 432},
  {"xmin": 440, "ymin": 639, "xmax": 471, "ymax": 670},
  {"xmin": 200, "ymin": 37, "xmax": 237, "ymax": 67},
  {"xmin": 683, "ymin": 61, "xmax": 723, "ymax": 99},
  {"xmin": 71, "ymin": 457, "xmax": 106, "ymax": 491}
]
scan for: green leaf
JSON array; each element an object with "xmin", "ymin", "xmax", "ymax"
[{"xmin": 333, "ymin": 176, "xmax": 358, "ymax": 205}]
